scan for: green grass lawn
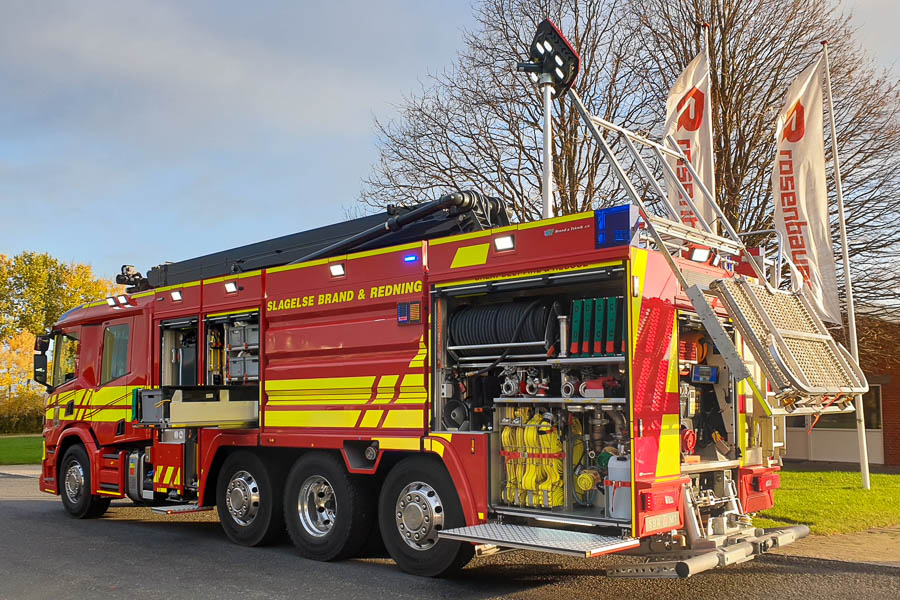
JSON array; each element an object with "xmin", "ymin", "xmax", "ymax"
[
  {"xmin": 0, "ymin": 435, "xmax": 43, "ymax": 465},
  {"xmin": 754, "ymin": 470, "xmax": 900, "ymax": 535}
]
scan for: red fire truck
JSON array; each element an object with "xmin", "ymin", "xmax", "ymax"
[{"xmin": 33, "ymin": 21, "xmax": 866, "ymax": 579}]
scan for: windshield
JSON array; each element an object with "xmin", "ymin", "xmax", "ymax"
[{"xmin": 50, "ymin": 332, "xmax": 79, "ymax": 388}]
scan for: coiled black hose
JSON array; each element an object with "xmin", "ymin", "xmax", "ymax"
[{"xmin": 449, "ymin": 300, "xmax": 549, "ymax": 356}]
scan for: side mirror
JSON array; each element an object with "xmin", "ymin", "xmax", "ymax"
[
  {"xmin": 34, "ymin": 334, "xmax": 51, "ymax": 353},
  {"xmin": 33, "ymin": 353, "xmax": 51, "ymax": 389}
]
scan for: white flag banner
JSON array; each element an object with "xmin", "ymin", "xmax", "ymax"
[
  {"xmin": 665, "ymin": 51, "xmax": 716, "ymax": 228},
  {"xmin": 773, "ymin": 57, "xmax": 841, "ymax": 323}
]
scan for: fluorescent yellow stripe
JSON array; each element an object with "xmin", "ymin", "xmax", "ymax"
[
  {"xmin": 435, "ymin": 261, "xmax": 623, "ymax": 289},
  {"xmin": 360, "ymin": 410, "xmax": 383, "ymax": 428},
  {"xmin": 347, "ymin": 242, "xmax": 421, "ymax": 260},
  {"xmin": 374, "ymin": 437, "xmax": 420, "ymax": 450},
  {"xmin": 154, "ymin": 466, "xmax": 163, "ymax": 483},
  {"xmin": 656, "ymin": 413, "xmax": 681, "ymax": 478},
  {"xmin": 266, "ymin": 258, "xmax": 330, "ymax": 274},
  {"xmin": 203, "ymin": 270, "xmax": 261, "ymax": 285},
  {"xmin": 264, "ymin": 409, "xmax": 361, "ymax": 428},
  {"xmin": 206, "ymin": 307, "xmax": 259, "ymax": 317},
  {"xmin": 428, "ymin": 229, "xmax": 493, "ymax": 246},
  {"xmin": 97, "ymin": 490, "xmax": 121, "ymax": 496},
  {"xmin": 400, "ymin": 373, "xmax": 425, "ymax": 389},
  {"xmin": 382, "ymin": 409, "xmax": 424, "ymax": 429},
  {"xmin": 424, "ymin": 437, "xmax": 446, "ymax": 457},
  {"xmin": 163, "ymin": 466, "xmax": 174, "ymax": 485},
  {"xmin": 450, "ymin": 243, "xmax": 490, "ymax": 268},
  {"xmin": 517, "ymin": 211, "xmax": 594, "ymax": 230},
  {"xmin": 154, "ymin": 280, "xmax": 202, "ymax": 293},
  {"xmin": 371, "ymin": 374, "xmax": 399, "ymax": 405},
  {"xmin": 265, "ymin": 376, "xmax": 377, "ymax": 392},
  {"xmin": 174, "ymin": 469, "xmax": 181, "ymax": 486}
]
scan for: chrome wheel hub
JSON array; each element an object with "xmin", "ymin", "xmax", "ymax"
[
  {"xmin": 395, "ymin": 481, "xmax": 443, "ymax": 550},
  {"xmin": 225, "ymin": 470, "xmax": 260, "ymax": 526},
  {"xmin": 298, "ymin": 475, "xmax": 336, "ymax": 537},
  {"xmin": 64, "ymin": 462, "xmax": 85, "ymax": 504}
]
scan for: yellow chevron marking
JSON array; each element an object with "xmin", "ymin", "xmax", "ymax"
[
  {"xmin": 382, "ymin": 409, "xmax": 424, "ymax": 429},
  {"xmin": 163, "ymin": 466, "xmax": 174, "ymax": 485},
  {"xmin": 450, "ymin": 243, "xmax": 490, "ymax": 269},
  {"xmin": 360, "ymin": 410, "xmax": 383, "ymax": 428},
  {"xmin": 408, "ymin": 336, "xmax": 427, "ymax": 368},
  {"xmin": 372, "ymin": 374, "xmax": 399, "ymax": 405}
]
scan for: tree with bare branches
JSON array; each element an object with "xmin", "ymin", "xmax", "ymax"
[{"xmin": 361, "ymin": 0, "xmax": 900, "ymax": 307}]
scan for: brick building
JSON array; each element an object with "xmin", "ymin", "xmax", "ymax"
[{"xmin": 784, "ymin": 316, "xmax": 899, "ymax": 466}]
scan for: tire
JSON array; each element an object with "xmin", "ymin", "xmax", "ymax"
[
  {"xmin": 59, "ymin": 445, "xmax": 110, "ymax": 519},
  {"xmin": 378, "ymin": 455, "xmax": 474, "ymax": 577},
  {"xmin": 283, "ymin": 452, "xmax": 374, "ymax": 561},
  {"xmin": 216, "ymin": 450, "xmax": 285, "ymax": 546}
]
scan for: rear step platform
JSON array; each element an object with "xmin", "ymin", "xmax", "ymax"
[
  {"xmin": 150, "ymin": 504, "xmax": 214, "ymax": 516},
  {"xmin": 440, "ymin": 523, "xmax": 638, "ymax": 558}
]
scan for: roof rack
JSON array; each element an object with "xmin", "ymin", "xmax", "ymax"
[{"xmin": 118, "ymin": 191, "xmax": 508, "ymax": 291}]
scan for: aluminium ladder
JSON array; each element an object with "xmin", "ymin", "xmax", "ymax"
[{"xmin": 565, "ymin": 89, "xmax": 867, "ymax": 416}]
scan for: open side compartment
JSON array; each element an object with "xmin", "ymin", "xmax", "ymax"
[{"xmin": 431, "ymin": 264, "xmax": 633, "ymax": 528}]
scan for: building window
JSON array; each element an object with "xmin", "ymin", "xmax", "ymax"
[
  {"xmin": 815, "ymin": 385, "xmax": 882, "ymax": 430},
  {"xmin": 101, "ymin": 324, "xmax": 130, "ymax": 384},
  {"xmin": 785, "ymin": 415, "xmax": 806, "ymax": 428}
]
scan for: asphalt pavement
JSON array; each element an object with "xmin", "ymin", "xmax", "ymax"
[{"xmin": 2, "ymin": 468, "xmax": 897, "ymax": 600}]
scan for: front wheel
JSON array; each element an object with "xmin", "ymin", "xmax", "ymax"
[
  {"xmin": 216, "ymin": 451, "xmax": 284, "ymax": 546},
  {"xmin": 379, "ymin": 456, "xmax": 474, "ymax": 577},
  {"xmin": 60, "ymin": 445, "xmax": 110, "ymax": 519}
]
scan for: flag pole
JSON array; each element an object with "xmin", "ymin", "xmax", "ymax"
[{"xmin": 822, "ymin": 40, "xmax": 870, "ymax": 490}]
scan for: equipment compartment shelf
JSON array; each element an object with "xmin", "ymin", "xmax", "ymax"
[{"xmin": 493, "ymin": 396, "xmax": 626, "ymax": 405}]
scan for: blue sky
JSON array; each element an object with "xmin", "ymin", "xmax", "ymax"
[{"xmin": 0, "ymin": 0, "xmax": 896, "ymax": 281}]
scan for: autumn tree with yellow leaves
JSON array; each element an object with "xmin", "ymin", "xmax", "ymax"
[{"xmin": 0, "ymin": 252, "xmax": 117, "ymax": 433}]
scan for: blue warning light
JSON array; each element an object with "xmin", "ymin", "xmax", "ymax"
[{"xmin": 403, "ymin": 254, "xmax": 418, "ymax": 263}]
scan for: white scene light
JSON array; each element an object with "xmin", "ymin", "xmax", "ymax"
[
  {"xmin": 543, "ymin": 40, "xmax": 553, "ymax": 53},
  {"xmin": 171, "ymin": 290, "xmax": 183, "ymax": 301},
  {"xmin": 554, "ymin": 55, "xmax": 563, "ymax": 67},
  {"xmin": 555, "ymin": 67, "xmax": 565, "ymax": 80},
  {"xmin": 106, "ymin": 297, "xmax": 116, "ymax": 307},
  {"xmin": 529, "ymin": 72, "xmax": 539, "ymax": 83},
  {"xmin": 493, "ymin": 235, "xmax": 515, "ymax": 251},
  {"xmin": 690, "ymin": 247, "xmax": 711, "ymax": 262},
  {"xmin": 117, "ymin": 295, "xmax": 128, "ymax": 305},
  {"xmin": 329, "ymin": 264, "xmax": 345, "ymax": 277},
  {"xmin": 535, "ymin": 43, "xmax": 545, "ymax": 55},
  {"xmin": 224, "ymin": 282, "xmax": 238, "ymax": 293}
]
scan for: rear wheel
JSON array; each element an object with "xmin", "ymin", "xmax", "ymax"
[
  {"xmin": 379, "ymin": 456, "xmax": 474, "ymax": 577},
  {"xmin": 283, "ymin": 452, "xmax": 374, "ymax": 561},
  {"xmin": 60, "ymin": 445, "xmax": 110, "ymax": 519},
  {"xmin": 216, "ymin": 451, "xmax": 284, "ymax": 546}
]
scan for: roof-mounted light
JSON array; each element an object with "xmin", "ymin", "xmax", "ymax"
[
  {"xmin": 117, "ymin": 295, "xmax": 128, "ymax": 305},
  {"xmin": 106, "ymin": 297, "xmax": 116, "ymax": 307}
]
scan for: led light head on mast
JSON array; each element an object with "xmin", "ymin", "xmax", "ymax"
[{"xmin": 516, "ymin": 19, "xmax": 580, "ymax": 96}]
